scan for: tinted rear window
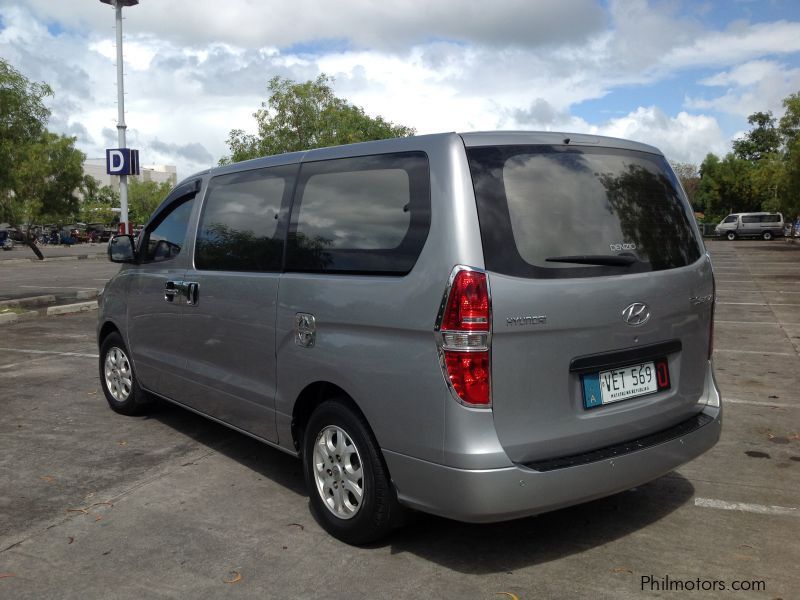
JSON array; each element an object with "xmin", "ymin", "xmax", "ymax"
[
  {"xmin": 467, "ymin": 145, "xmax": 702, "ymax": 278},
  {"xmin": 285, "ymin": 152, "xmax": 430, "ymax": 275}
]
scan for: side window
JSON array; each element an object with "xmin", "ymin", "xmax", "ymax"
[
  {"xmin": 142, "ymin": 197, "xmax": 195, "ymax": 263},
  {"xmin": 723, "ymin": 215, "xmax": 737, "ymax": 224},
  {"xmin": 195, "ymin": 165, "xmax": 294, "ymax": 272},
  {"xmin": 742, "ymin": 216, "xmax": 758, "ymax": 224},
  {"xmin": 286, "ymin": 152, "xmax": 430, "ymax": 275}
]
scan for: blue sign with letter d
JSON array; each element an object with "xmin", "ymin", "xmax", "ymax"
[{"xmin": 106, "ymin": 148, "xmax": 140, "ymax": 176}]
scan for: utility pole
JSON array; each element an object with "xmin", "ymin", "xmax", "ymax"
[{"xmin": 100, "ymin": 0, "xmax": 139, "ymax": 235}]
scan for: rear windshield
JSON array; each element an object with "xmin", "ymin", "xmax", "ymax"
[{"xmin": 467, "ymin": 145, "xmax": 702, "ymax": 278}]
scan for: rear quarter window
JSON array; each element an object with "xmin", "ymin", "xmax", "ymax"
[
  {"xmin": 285, "ymin": 152, "xmax": 430, "ymax": 275},
  {"xmin": 467, "ymin": 145, "xmax": 702, "ymax": 278}
]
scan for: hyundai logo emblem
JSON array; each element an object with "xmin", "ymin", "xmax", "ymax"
[{"xmin": 622, "ymin": 302, "xmax": 650, "ymax": 326}]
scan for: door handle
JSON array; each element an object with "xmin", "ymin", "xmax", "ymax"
[
  {"xmin": 164, "ymin": 280, "xmax": 198, "ymax": 305},
  {"xmin": 164, "ymin": 280, "xmax": 183, "ymax": 302}
]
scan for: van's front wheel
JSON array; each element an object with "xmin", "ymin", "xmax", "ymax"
[
  {"xmin": 99, "ymin": 332, "xmax": 152, "ymax": 415},
  {"xmin": 726, "ymin": 231, "xmax": 737, "ymax": 241},
  {"xmin": 303, "ymin": 401, "xmax": 399, "ymax": 544}
]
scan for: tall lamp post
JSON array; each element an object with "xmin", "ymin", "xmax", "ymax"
[{"xmin": 100, "ymin": 0, "xmax": 139, "ymax": 235}]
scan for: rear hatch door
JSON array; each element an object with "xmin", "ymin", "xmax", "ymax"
[{"xmin": 466, "ymin": 141, "xmax": 714, "ymax": 464}]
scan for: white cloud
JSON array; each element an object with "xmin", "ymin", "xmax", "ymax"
[
  {"xmin": 687, "ymin": 60, "xmax": 800, "ymax": 118},
  {"xmin": 592, "ymin": 107, "xmax": 728, "ymax": 164},
  {"xmin": 1, "ymin": 0, "xmax": 798, "ymax": 177},
  {"xmin": 90, "ymin": 38, "xmax": 156, "ymax": 71},
  {"xmin": 12, "ymin": 0, "xmax": 608, "ymax": 50},
  {"xmin": 603, "ymin": 0, "xmax": 702, "ymax": 77},
  {"xmin": 664, "ymin": 20, "xmax": 800, "ymax": 69}
]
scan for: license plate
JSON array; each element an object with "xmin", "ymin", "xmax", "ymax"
[{"xmin": 582, "ymin": 359, "xmax": 670, "ymax": 409}]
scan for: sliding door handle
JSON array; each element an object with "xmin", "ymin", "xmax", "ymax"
[{"xmin": 164, "ymin": 280, "xmax": 182, "ymax": 302}]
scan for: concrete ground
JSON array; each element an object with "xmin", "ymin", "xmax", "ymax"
[
  {"xmin": 0, "ymin": 256, "xmax": 118, "ymax": 303},
  {"xmin": 0, "ymin": 239, "xmax": 798, "ymax": 599},
  {"xmin": 0, "ymin": 243, "xmax": 107, "ymax": 263}
]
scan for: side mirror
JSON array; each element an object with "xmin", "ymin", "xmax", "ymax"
[{"xmin": 108, "ymin": 234, "xmax": 136, "ymax": 263}]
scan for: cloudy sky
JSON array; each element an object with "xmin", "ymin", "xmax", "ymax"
[{"xmin": 1, "ymin": 0, "xmax": 799, "ymax": 180}]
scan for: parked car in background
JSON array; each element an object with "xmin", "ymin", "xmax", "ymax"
[
  {"xmin": 86, "ymin": 224, "xmax": 114, "ymax": 243},
  {"xmin": 0, "ymin": 230, "xmax": 14, "ymax": 251},
  {"xmin": 715, "ymin": 212, "xmax": 784, "ymax": 240}
]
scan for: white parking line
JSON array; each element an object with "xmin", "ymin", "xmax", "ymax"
[
  {"xmin": 713, "ymin": 320, "xmax": 800, "ymax": 326},
  {"xmin": 694, "ymin": 498, "xmax": 799, "ymax": 517},
  {"xmin": 0, "ymin": 356, "xmax": 52, "ymax": 370},
  {"xmin": 20, "ymin": 285, "xmax": 98, "ymax": 290},
  {"xmin": 723, "ymin": 397, "xmax": 798, "ymax": 409},
  {"xmin": 717, "ymin": 302, "xmax": 800, "ymax": 306},
  {"xmin": 718, "ymin": 289, "xmax": 800, "ymax": 294},
  {"xmin": 715, "ymin": 262, "xmax": 800, "ymax": 266},
  {"xmin": 0, "ymin": 347, "xmax": 99, "ymax": 358},
  {"xmin": 714, "ymin": 349, "xmax": 796, "ymax": 357}
]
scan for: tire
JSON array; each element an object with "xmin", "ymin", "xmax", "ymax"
[
  {"xmin": 762, "ymin": 231, "xmax": 773, "ymax": 241},
  {"xmin": 726, "ymin": 231, "xmax": 736, "ymax": 241},
  {"xmin": 99, "ymin": 332, "xmax": 152, "ymax": 416},
  {"xmin": 303, "ymin": 400, "xmax": 401, "ymax": 544}
]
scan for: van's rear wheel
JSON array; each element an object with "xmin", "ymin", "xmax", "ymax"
[
  {"xmin": 762, "ymin": 231, "xmax": 773, "ymax": 241},
  {"xmin": 726, "ymin": 231, "xmax": 736, "ymax": 241},
  {"xmin": 99, "ymin": 332, "xmax": 152, "ymax": 415},
  {"xmin": 303, "ymin": 400, "xmax": 399, "ymax": 544}
]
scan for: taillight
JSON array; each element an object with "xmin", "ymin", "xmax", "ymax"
[
  {"xmin": 436, "ymin": 267, "xmax": 491, "ymax": 407},
  {"xmin": 440, "ymin": 270, "xmax": 489, "ymax": 331}
]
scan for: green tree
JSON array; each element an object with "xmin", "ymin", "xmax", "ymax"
[
  {"xmin": 221, "ymin": 74, "xmax": 414, "ymax": 164},
  {"xmin": 5, "ymin": 132, "xmax": 85, "ymax": 258},
  {"xmin": 0, "ymin": 59, "xmax": 52, "ymax": 194},
  {"xmin": 782, "ymin": 137, "xmax": 800, "ymax": 221},
  {"xmin": 80, "ymin": 175, "xmax": 119, "ymax": 224},
  {"xmin": 779, "ymin": 94, "xmax": 800, "ymax": 221},
  {"xmin": 0, "ymin": 60, "xmax": 85, "ymax": 259},
  {"xmin": 732, "ymin": 111, "xmax": 781, "ymax": 161},
  {"xmin": 696, "ymin": 153, "xmax": 760, "ymax": 221},
  {"xmin": 694, "ymin": 92, "xmax": 800, "ymax": 223},
  {"xmin": 750, "ymin": 154, "xmax": 787, "ymax": 213},
  {"xmin": 128, "ymin": 178, "xmax": 172, "ymax": 224},
  {"xmin": 695, "ymin": 154, "xmax": 722, "ymax": 219},
  {"xmin": 779, "ymin": 92, "xmax": 800, "ymax": 148}
]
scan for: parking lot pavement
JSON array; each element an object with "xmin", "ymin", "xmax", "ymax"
[
  {"xmin": 1, "ymin": 241, "xmax": 798, "ymax": 599},
  {"xmin": 0, "ymin": 259, "xmax": 119, "ymax": 303},
  {"xmin": 0, "ymin": 243, "xmax": 107, "ymax": 262}
]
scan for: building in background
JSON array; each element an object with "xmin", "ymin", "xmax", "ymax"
[{"xmin": 82, "ymin": 159, "xmax": 178, "ymax": 189}]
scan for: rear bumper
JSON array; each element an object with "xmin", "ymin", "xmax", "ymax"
[{"xmin": 385, "ymin": 365, "xmax": 722, "ymax": 523}]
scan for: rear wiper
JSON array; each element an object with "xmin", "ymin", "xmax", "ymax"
[{"xmin": 545, "ymin": 254, "xmax": 638, "ymax": 266}]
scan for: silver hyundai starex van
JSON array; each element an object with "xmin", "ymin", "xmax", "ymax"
[{"xmin": 99, "ymin": 131, "xmax": 721, "ymax": 544}]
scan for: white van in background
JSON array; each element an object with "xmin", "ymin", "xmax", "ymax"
[{"xmin": 715, "ymin": 212, "xmax": 784, "ymax": 241}]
